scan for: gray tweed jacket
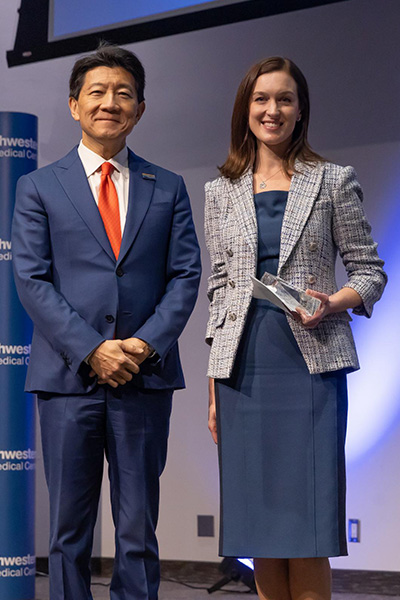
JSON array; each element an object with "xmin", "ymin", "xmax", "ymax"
[{"xmin": 205, "ymin": 160, "xmax": 387, "ymax": 378}]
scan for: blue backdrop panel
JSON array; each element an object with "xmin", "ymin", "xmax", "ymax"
[{"xmin": 0, "ymin": 113, "xmax": 37, "ymax": 600}]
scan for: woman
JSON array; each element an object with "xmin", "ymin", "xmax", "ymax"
[{"xmin": 204, "ymin": 57, "xmax": 386, "ymax": 600}]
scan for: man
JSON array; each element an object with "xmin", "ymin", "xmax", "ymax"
[{"xmin": 12, "ymin": 44, "xmax": 201, "ymax": 600}]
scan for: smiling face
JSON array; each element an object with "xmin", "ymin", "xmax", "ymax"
[
  {"xmin": 248, "ymin": 70, "xmax": 301, "ymax": 156},
  {"xmin": 68, "ymin": 66, "xmax": 145, "ymax": 158}
]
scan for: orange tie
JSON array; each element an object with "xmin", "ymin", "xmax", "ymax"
[{"xmin": 98, "ymin": 162, "xmax": 122, "ymax": 258}]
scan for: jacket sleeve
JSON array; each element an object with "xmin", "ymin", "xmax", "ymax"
[
  {"xmin": 332, "ymin": 166, "xmax": 387, "ymax": 317},
  {"xmin": 12, "ymin": 174, "xmax": 105, "ymax": 374},
  {"xmin": 204, "ymin": 180, "xmax": 228, "ymax": 345},
  {"xmin": 133, "ymin": 175, "xmax": 201, "ymax": 358}
]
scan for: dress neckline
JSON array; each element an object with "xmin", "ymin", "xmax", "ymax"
[{"xmin": 254, "ymin": 190, "xmax": 289, "ymax": 196}]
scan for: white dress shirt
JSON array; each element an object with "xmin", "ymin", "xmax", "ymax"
[{"xmin": 78, "ymin": 141, "xmax": 130, "ymax": 234}]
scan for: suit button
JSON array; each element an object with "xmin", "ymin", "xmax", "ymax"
[
  {"xmin": 116, "ymin": 266, "xmax": 124, "ymax": 277},
  {"xmin": 309, "ymin": 242, "xmax": 318, "ymax": 252},
  {"xmin": 228, "ymin": 312, "xmax": 237, "ymax": 321},
  {"xmin": 226, "ymin": 248, "xmax": 233, "ymax": 257},
  {"xmin": 307, "ymin": 275, "xmax": 316, "ymax": 285},
  {"xmin": 228, "ymin": 280, "xmax": 236, "ymax": 288},
  {"xmin": 105, "ymin": 315, "xmax": 115, "ymax": 323}
]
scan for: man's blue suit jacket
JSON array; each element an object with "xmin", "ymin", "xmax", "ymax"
[{"xmin": 12, "ymin": 147, "xmax": 201, "ymax": 394}]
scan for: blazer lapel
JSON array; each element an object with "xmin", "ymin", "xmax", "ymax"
[
  {"xmin": 278, "ymin": 161, "xmax": 325, "ymax": 273},
  {"xmin": 229, "ymin": 170, "xmax": 257, "ymax": 255},
  {"xmin": 117, "ymin": 150, "xmax": 156, "ymax": 263},
  {"xmin": 53, "ymin": 148, "xmax": 115, "ymax": 261}
]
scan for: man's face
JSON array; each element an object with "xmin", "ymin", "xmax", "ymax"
[{"xmin": 69, "ymin": 66, "xmax": 145, "ymax": 156}]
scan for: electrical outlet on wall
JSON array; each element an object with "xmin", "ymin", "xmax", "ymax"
[
  {"xmin": 197, "ymin": 515, "xmax": 215, "ymax": 537},
  {"xmin": 348, "ymin": 519, "xmax": 360, "ymax": 542}
]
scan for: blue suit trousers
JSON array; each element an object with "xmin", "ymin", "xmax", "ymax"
[{"xmin": 38, "ymin": 385, "xmax": 173, "ymax": 600}]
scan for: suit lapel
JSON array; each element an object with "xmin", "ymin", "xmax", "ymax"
[
  {"xmin": 53, "ymin": 148, "xmax": 115, "ymax": 261},
  {"xmin": 278, "ymin": 161, "xmax": 325, "ymax": 272},
  {"xmin": 229, "ymin": 170, "xmax": 257, "ymax": 255},
  {"xmin": 117, "ymin": 150, "xmax": 156, "ymax": 263}
]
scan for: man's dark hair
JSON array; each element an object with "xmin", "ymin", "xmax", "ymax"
[{"xmin": 69, "ymin": 42, "xmax": 145, "ymax": 102}]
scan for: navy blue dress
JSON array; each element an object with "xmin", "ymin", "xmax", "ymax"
[{"xmin": 215, "ymin": 191, "xmax": 348, "ymax": 558}]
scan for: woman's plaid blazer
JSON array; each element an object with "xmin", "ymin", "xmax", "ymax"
[{"xmin": 205, "ymin": 160, "xmax": 387, "ymax": 378}]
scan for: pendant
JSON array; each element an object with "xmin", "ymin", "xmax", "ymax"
[{"xmin": 259, "ymin": 180, "xmax": 267, "ymax": 189}]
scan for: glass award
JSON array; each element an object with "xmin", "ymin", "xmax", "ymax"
[{"xmin": 250, "ymin": 272, "xmax": 321, "ymax": 317}]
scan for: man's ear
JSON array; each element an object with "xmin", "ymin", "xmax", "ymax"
[
  {"xmin": 135, "ymin": 101, "xmax": 146, "ymax": 124},
  {"xmin": 68, "ymin": 97, "xmax": 80, "ymax": 122}
]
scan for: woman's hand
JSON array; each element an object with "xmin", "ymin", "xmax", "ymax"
[
  {"xmin": 208, "ymin": 378, "xmax": 218, "ymax": 444},
  {"xmin": 294, "ymin": 287, "xmax": 363, "ymax": 329},
  {"xmin": 295, "ymin": 289, "xmax": 332, "ymax": 329}
]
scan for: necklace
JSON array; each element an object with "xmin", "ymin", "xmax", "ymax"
[{"xmin": 258, "ymin": 167, "xmax": 282, "ymax": 189}]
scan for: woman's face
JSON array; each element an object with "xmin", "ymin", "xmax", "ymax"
[{"xmin": 248, "ymin": 70, "xmax": 301, "ymax": 154}]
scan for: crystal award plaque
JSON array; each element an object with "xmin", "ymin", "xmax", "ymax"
[{"xmin": 250, "ymin": 272, "xmax": 321, "ymax": 317}]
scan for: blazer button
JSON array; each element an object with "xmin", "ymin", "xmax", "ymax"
[
  {"xmin": 307, "ymin": 275, "xmax": 317, "ymax": 285},
  {"xmin": 228, "ymin": 312, "xmax": 237, "ymax": 321},
  {"xmin": 309, "ymin": 242, "xmax": 318, "ymax": 252},
  {"xmin": 228, "ymin": 280, "xmax": 236, "ymax": 288},
  {"xmin": 226, "ymin": 248, "xmax": 233, "ymax": 257},
  {"xmin": 116, "ymin": 266, "xmax": 124, "ymax": 277},
  {"xmin": 105, "ymin": 315, "xmax": 115, "ymax": 323}
]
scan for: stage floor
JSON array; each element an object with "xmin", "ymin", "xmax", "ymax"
[{"xmin": 34, "ymin": 575, "xmax": 400, "ymax": 600}]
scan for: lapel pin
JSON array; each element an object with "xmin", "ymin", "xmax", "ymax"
[{"xmin": 142, "ymin": 172, "xmax": 156, "ymax": 180}]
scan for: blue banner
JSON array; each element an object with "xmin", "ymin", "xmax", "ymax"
[{"xmin": 0, "ymin": 113, "xmax": 37, "ymax": 600}]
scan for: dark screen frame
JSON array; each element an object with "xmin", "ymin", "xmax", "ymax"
[{"xmin": 7, "ymin": 0, "xmax": 347, "ymax": 68}]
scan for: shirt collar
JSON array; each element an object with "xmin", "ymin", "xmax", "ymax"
[{"xmin": 78, "ymin": 141, "xmax": 129, "ymax": 179}]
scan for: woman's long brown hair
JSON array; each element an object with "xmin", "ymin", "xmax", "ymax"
[{"xmin": 219, "ymin": 57, "xmax": 324, "ymax": 180}]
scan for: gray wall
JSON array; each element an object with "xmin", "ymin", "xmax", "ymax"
[{"xmin": 1, "ymin": 0, "xmax": 399, "ymax": 570}]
